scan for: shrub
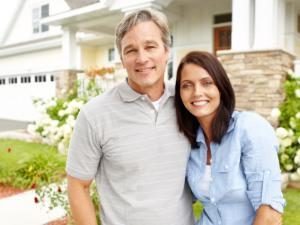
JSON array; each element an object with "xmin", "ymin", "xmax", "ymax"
[{"xmin": 275, "ymin": 71, "xmax": 300, "ymax": 181}]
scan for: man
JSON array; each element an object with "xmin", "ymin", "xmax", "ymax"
[{"xmin": 66, "ymin": 9, "xmax": 194, "ymax": 225}]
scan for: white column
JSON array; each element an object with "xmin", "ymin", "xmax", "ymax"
[
  {"xmin": 231, "ymin": 0, "xmax": 253, "ymax": 50},
  {"xmin": 285, "ymin": 1, "xmax": 296, "ymax": 53},
  {"xmin": 253, "ymin": 0, "xmax": 280, "ymax": 49},
  {"xmin": 62, "ymin": 27, "xmax": 77, "ymax": 69}
]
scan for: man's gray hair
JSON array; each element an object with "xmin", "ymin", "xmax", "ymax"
[{"xmin": 115, "ymin": 9, "xmax": 171, "ymax": 57}]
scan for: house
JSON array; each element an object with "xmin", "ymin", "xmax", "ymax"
[{"xmin": 0, "ymin": 0, "xmax": 300, "ymax": 122}]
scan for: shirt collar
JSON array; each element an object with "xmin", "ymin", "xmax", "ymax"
[
  {"xmin": 196, "ymin": 111, "xmax": 238, "ymax": 144},
  {"xmin": 118, "ymin": 79, "xmax": 174, "ymax": 103}
]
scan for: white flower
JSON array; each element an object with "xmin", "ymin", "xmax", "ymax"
[
  {"xmin": 275, "ymin": 127, "xmax": 289, "ymax": 139},
  {"xmin": 281, "ymin": 138, "xmax": 292, "ymax": 148},
  {"xmin": 297, "ymin": 168, "xmax": 300, "ymax": 175},
  {"xmin": 289, "ymin": 118, "xmax": 296, "ymax": 129},
  {"xmin": 296, "ymin": 112, "xmax": 300, "ymax": 119},
  {"xmin": 290, "ymin": 173, "xmax": 300, "ymax": 181},
  {"xmin": 284, "ymin": 164, "xmax": 293, "ymax": 171},
  {"xmin": 294, "ymin": 155, "xmax": 300, "ymax": 165},
  {"xmin": 58, "ymin": 110, "xmax": 66, "ymax": 117},
  {"xmin": 281, "ymin": 154, "xmax": 289, "ymax": 161},
  {"xmin": 57, "ymin": 142, "xmax": 66, "ymax": 154},
  {"xmin": 270, "ymin": 108, "xmax": 281, "ymax": 119},
  {"xmin": 295, "ymin": 89, "xmax": 300, "ymax": 98}
]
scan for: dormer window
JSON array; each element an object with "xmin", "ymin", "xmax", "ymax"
[{"xmin": 32, "ymin": 4, "xmax": 49, "ymax": 34}]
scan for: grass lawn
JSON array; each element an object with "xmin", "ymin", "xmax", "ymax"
[
  {"xmin": 1, "ymin": 139, "xmax": 299, "ymax": 224},
  {"xmin": 0, "ymin": 139, "xmax": 66, "ymax": 189}
]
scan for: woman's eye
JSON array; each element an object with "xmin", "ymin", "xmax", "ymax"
[
  {"xmin": 181, "ymin": 83, "xmax": 192, "ymax": 89},
  {"xmin": 202, "ymin": 80, "xmax": 213, "ymax": 86}
]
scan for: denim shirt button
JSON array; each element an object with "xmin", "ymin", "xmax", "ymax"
[{"xmin": 224, "ymin": 164, "xmax": 229, "ymax": 170}]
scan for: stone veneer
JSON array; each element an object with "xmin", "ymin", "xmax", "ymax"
[
  {"xmin": 218, "ymin": 49, "xmax": 295, "ymax": 126},
  {"xmin": 54, "ymin": 70, "xmax": 82, "ymax": 99}
]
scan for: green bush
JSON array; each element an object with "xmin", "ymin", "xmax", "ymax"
[{"xmin": 275, "ymin": 71, "xmax": 300, "ymax": 180}]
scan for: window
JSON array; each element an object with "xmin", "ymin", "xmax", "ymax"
[
  {"xmin": 108, "ymin": 48, "xmax": 115, "ymax": 62},
  {"xmin": 214, "ymin": 13, "xmax": 232, "ymax": 24},
  {"xmin": 0, "ymin": 78, "xmax": 6, "ymax": 85},
  {"xmin": 50, "ymin": 75, "xmax": 54, "ymax": 82},
  {"xmin": 298, "ymin": 15, "xmax": 300, "ymax": 33},
  {"xmin": 32, "ymin": 4, "xmax": 49, "ymax": 34},
  {"xmin": 21, "ymin": 76, "xmax": 31, "ymax": 83},
  {"xmin": 34, "ymin": 75, "xmax": 46, "ymax": 82},
  {"xmin": 8, "ymin": 77, "xmax": 18, "ymax": 84}
]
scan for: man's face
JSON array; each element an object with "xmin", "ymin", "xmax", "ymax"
[{"xmin": 120, "ymin": 21, "xmax": 169, "ymax": 94}]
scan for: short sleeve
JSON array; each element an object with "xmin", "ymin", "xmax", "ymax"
[
  {"xmin": 239, "ymin": 112, "xmax": 285, "ymax": 213},
  {"xmin": 66, "ymin": 108, "xmax": 102, "ymax": 180}
]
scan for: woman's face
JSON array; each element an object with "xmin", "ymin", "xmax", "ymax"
[{"xmin": 180, "ymin": 63, "xmax": 221, "ymax": 125}]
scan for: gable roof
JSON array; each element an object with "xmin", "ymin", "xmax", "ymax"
[{"xmin": 0, "ymin": 0, "xmax": 26, "ymax": 46}]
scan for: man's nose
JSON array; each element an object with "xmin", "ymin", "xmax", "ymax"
[{"xmin": 136, "ymin": 50, "xmax": 148, "ymax": 63}]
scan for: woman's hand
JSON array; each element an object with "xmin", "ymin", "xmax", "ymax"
[{"xmin": 253, "ymin": 204, "xmax": 282, "ymax": 225}]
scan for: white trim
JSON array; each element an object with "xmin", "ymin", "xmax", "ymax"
[
  {"xmin": 213, "ymin": 22, "xmax": 232, "ymax": 28},
  {"xmin": 41, "ymin": 2, "xmax": 108, "ymax": 26},
  {"xmin": 0, "ymin": 35, "xmax": 62, "ymax": 58}
]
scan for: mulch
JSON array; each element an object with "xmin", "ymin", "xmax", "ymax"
[
  {"xmin": 0, "ymin": 184, "xmax": 25, "ymax": 199},
  {"xmin": 0, "ymin": 184, "xmax": 67, "ymax": 225}
]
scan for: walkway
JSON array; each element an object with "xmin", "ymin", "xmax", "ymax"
[
  {"xmin": 0, "ymin": 122, "xmax": 66, "ymax": 225},
  {"xmin": 0, "ymin": 189, "xmax": 66, "ymax": 225}
]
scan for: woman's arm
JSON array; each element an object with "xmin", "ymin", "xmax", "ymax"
[{"xmin": 253, "ymin": 204, "xmax": 282, "ymax": 225}]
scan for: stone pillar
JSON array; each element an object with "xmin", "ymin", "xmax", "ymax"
[
  {"xmin": 218, "ymin": 49, "xmax": 295, "ymax": 126},
  {"xmin": 54, "ymin": 70, "xmax": 81, "ymax": 99}
]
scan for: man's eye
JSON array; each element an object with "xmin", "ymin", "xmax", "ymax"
[
  {"xmin": 146, "ymin": 46, "xmax": 155, "ymax": 49},
  {"xmin": 125, "ymin": 49, "xmax": 136, "ymax": 54}
]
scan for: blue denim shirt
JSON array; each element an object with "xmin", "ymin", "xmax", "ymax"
[{"xmin": 187, "ymin": 111, "xmax": 285, "ymax": 225}]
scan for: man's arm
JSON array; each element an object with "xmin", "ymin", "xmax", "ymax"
[
  {"xmin": 253, "ymin": 205, "xmax": 282, "ymax": 225},
  {"xmin": 67, "ymin": 175, "xmax": 98, "ymax": 225}
]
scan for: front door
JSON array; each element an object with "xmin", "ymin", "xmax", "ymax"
[{"xmin": 214, "ymin": 26, "xmax": 231, "ymax": 54}]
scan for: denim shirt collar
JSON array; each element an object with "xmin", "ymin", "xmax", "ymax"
[{"xmin": 196, "ymin": 111, "xmax": 239, "ymax": 144}]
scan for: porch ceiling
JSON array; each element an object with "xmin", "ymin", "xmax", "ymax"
[{"xmin": 42, "ymin": 2, "xmax": 122, "ymax": 36}]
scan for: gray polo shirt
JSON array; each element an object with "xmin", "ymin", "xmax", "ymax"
[{"xmin": 67, "ymin": 81, "xmax": 194, "ymax": 225}]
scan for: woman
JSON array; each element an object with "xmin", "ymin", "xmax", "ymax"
[{"xmin": 175, "ymin": 51, "xmax": 284, "ymax": 225}]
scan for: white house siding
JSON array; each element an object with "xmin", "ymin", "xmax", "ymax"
[
  {"xmin": 5, "ymin": 0, "xmax": 69, "ymax": 45},
  {"xmin": 0, "ymin": 47, "xmax": 62, "ymax": 73},
  {"xmin": 170, "ymin": 0, "xmax": 231, "ymax": 78}
]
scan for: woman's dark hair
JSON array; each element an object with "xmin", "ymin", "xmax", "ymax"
[{"xmin": 175, "ymin": 51, "xmax": 235, "ymax": 147}]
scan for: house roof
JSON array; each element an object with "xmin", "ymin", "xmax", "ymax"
[{"xmin": 0, "ymin": 0, "xmax": 25, "ymax": 45}]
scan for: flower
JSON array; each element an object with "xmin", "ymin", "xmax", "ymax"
[
  {"xmin": 270, "ymin": 108, "xmax": 281, "ymax": 119},
  {"xmin": 295, "ymin": 89, "xmax": 300, "ymax": 98},
  {"xmin": 34, "ymin": 196, "xmax": 39, "ymax": 203},
  {"xmin": 275, "ymin": 127, "xmax": 289, "ymax": 139}
]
